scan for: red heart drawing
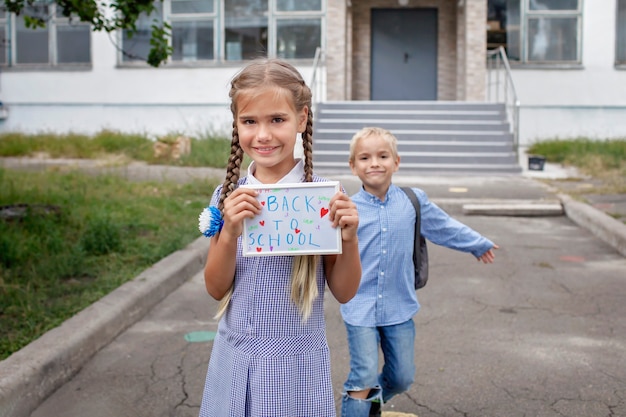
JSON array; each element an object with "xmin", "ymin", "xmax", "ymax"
[
  {"xmin": 261, "ymin": 201, "xmax": 266, "ymax": 206},
  {"xmin": 320, "ymin": 207, "xmax": 329, "ymax": 218},
  {"xmin": 295, "ymin": 228, "xmax": 301, "ymax": 234},
  {"xmin": 256, "ymin": 247, "xmax": 262, "ymax": 252},
  {"xmin": 260, "ymin": 221, "xmax": 265, "ymax": 226}
]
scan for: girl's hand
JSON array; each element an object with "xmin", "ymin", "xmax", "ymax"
[
  {"xmin": 329, "ymin": 191, "xmax": 359, "ymax": 242},
  {"xmin": 220, "ymin": 187, "xmax": 262, "ymax": 238},
  {"xmin": 477, "ymin": 244, "xmax": 499, "ymax": 263}
]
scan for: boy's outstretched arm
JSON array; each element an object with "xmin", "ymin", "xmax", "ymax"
[{"xmin": 323, "ymin": 191, "xmax": 361, "ymax": 303}]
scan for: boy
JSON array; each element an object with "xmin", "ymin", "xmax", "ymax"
[{"xmin": 341, "ymin": 127, "xmax": 498, "ymax": 416}]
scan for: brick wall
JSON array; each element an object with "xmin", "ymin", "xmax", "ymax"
[
  {"xmin": 326, "ymin": 0, "xmax": 349, "ymax": 101},
  {"xmin": 462, "ymin": 0, "xmax": 488, "ymax": 101}
]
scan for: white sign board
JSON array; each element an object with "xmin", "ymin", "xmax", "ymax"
[{"xmin": 241, "ymin": 182, "xmax": 342, "ymax": 256}]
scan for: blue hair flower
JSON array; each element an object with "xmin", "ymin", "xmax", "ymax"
[{"xmin": 198, "ymin": 206, "xmax": 224, "ymax": 238}]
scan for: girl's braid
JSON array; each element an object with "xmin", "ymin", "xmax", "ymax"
[
  {"xmin": 302, "ymin": 108, "xmax": 314, "ymax": 183},
  {"xmin": 218, "ymin": 120, "xmax": 244, "ymax": 212}
]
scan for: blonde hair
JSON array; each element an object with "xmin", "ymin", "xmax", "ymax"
[
  {"xmin": 349, "ymin": 126, "xmax": 399, "ymax": 163},
  {"xmin": 215, "ymin": 58, "xmax": 319, "ymax": 321}
]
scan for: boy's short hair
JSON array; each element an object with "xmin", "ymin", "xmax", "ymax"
[{"xmin": 349, "ymin": 127, "xmax": 399, "ymax": 162}]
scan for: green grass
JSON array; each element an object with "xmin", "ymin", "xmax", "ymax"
[
  {"xmin": 0, "ymin": 130, "xmax": 153, "ymax": 160},
  {"xmin": 527, "ymin": 137, "xmax": 626, "ymax": 170},
  {"xmin": 0, "ymin": 130, "xmax": 230, "ymax": 359},
  {"xmin": 527, "ymin": 138, "xmax": 626, "ymax": 193},
  {"xmin": 0, "ymin": 130, "xmax": 233, "ymax": 168},
  {"xmin": 0, "ymin": 168, "xmax": 220, "ymax": 359}
]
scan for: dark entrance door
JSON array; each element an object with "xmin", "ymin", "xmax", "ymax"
[{"xmin": 370, "ymin": 8, "xmax": 438, "ymax": 100}]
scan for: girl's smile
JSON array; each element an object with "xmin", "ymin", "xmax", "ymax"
[{"xmin": 254, "ymin": 145, "xmax": 280, "ymax": 154}]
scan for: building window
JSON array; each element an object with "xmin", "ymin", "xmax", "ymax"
[
  {"xmin": 56, "ymin": 9, "xmax": 91, "ymax": 64},
  {"xmin": 618, "ymin": 0, "xmax": 626, "ymax": 65},
  {"xmin": 172, "ymin": 20, "xmax": 214, "ymax": 61},
  {"xmin": 0, "ymin": 2, "xmax": 91, "ymax": 68},
  {"xmin": 275, "ymin": 0, "xmax": 323, "ymax": 59},
  {"xmin": 123, "ymin": 0, "xmax": 217, "ymax": 63},
  {"xmin": 487, "ymin": 0, "xmax": 581, "ymax": 65},
  {"xmin": 16, "ymin": 11, "xmax": 49, "ymax": 64},
  {"xmin": 122, "ymin": 2, "xmax": 164, "ymax": 62},
  {"xmin": 224, "ymin": 0, "xmax": 268, "ymax": 60},
  {"xmin": 276, "ymin": 0, "xmax": 322, "ymax": 12},
  {"xmin": 170, "ymin": 0, "xmax": 216, "ymax": 62},
  {"xmin": 0, "ymin": 9, "xmax": 8, "ymax": 66},
  {"xmin": 122, "ymin": 0, "xmax": 323, "ymax": 65},
  {"xmin": 276, "ymin": 19, "xmax": 321, "ymax": 59}
]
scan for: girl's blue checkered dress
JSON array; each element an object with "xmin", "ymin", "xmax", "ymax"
[{"xmin": 199, "ymin": 173, "xmax": 336, "ymax": 417}]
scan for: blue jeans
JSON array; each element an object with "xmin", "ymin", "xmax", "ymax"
[{"xmin": 341, "ymin": 319, "xmax": 416, "ymax": 417}]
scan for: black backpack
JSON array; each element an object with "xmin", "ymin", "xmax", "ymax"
[{"xmin": 400, "ymin": 187, "xmax": 429, "ymax": 290}]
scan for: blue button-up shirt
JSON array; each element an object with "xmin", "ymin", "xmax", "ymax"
[{"xmin": 340, "ymin": 184, "xmax": 494, "ymax": 327}]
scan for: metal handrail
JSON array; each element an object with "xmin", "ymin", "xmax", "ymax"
[
  {"xmin": 309, "ymin": 47, "xmax": 325, "ymax": 109},
  {"xmin": 487, "ymin": 46, "xmax": 520, "ymax": 158}
]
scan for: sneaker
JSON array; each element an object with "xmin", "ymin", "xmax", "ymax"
[{"xmin": 369, "ymin": 400, "xmax": 381, "ymax": 417}]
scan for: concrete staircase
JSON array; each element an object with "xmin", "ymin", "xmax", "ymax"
[{"xmin": 312, "ymin": 101, "xmax": 521, "ymax": 175}]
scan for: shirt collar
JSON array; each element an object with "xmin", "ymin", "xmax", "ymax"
[
  {"xmin": 246, "ymin": 159, "xmax": 305, "ymax": 184},
  {"xmin": 359, "ymin": 183, "xmax": 396, "ymax": 203}
]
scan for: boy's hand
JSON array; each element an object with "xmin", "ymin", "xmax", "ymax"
[
  {"xmin": 329, "ymin": 191, "xmax": 359, "ymax": 241},
  {"xmin": 220, "ymin": 188, "xmax": 262, "ymax": 238},
  {"xmin": 477, "ymin": 244, "xmax": 499, "ymax": 263}
]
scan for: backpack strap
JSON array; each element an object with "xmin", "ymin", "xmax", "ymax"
[{"xmin": 400, "ymin": 186, "xmax": 421, "ymax": 281}]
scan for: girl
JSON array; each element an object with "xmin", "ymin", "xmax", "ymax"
[{"xmin": 198, "ymin": 59, "xmax": 362, "ymax": 417}]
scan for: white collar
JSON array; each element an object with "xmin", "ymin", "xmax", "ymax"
[{"xmin": 246, "ymin": 159, "xmax": 305, "ymax": 184}]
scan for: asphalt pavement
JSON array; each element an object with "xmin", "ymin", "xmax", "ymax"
[{"xmin": 1, "ymin": 156, "xmax": 625, "ymax": 417}]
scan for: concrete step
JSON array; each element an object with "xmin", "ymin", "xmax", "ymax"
[
  {"xmin": 314, "ymin": 150, "xmax": 517, "ymax": 163},
  {"xmin": 317, "ymin": 108, "xmax": 506, "ymax": 121},
  {"xmin": 315, "ymin": 131, "xmax": 515, "ymax": 142},
  {"xmin": 319, "ymin": 114, "xmax": 506, "ymax": 122},
  {"xmin": 313, "ymin": 161, "xmax": 523, "ymax": 174},
  {"xmin": 315, "ymin": 140, "xmax": 514, "ymax": 153},
  {"xmin": 316, "ymin": 119, "xmax": 510, "ymax": 132},
  {"xmin": 317, "ymin": 100, "xmax": 506, "ymax": 112}
]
